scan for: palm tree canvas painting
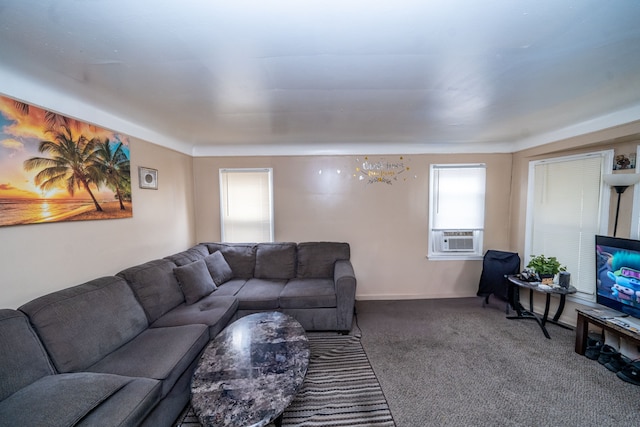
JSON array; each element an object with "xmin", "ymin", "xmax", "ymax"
[{"xmin": 0, "ymin": 94, "xmax": 132, "ymax": 227}]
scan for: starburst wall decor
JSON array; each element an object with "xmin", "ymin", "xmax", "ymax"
[{"xmin": 354, "ymin": 156, "xmax": 415, "ymax": 184}]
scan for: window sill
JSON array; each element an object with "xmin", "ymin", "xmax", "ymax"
[
  {"xmin": 427, "ymin": 254, "xmax": 484, "ymax": 261},
  {"xmin": 567, "ymin": 293, "xmax": 597, "ymax": 305}
]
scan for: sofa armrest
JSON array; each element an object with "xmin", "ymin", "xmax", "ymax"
[{"xmin": 334, "ymin": 260, "xmax": 357, "ymax": 331}]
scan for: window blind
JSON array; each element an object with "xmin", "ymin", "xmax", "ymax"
[
  {"xmin": 528, "ymin": 152, "xmax": 611, "ymax": 298},
  {"xmin": 431, "ymin": 164, "xmax": 486, "ymax": 230},
  {"xmin": 220, "ymin": 169, "xmax": 273, "ymax": 243}
]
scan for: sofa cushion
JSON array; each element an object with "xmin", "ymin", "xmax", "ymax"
[
  {"xmin": 18, "ymin": 276, "xmax": 148, "ymax": 373},
  {"xmin": 204, "ymin": 243, "xmax": 257, "ymax": 279},
  {"xmin": 76, "ymin": 375, "xmax": 162, "ymax": 427},
  {"xmin": 151, "ymin": 295, "xmax": 239, "ymax": 338},
  {"xmin": 164, "ymin": 245, "xmax": 208, "ymax": 267},
  {"xmin": 0, "ymin": 372, "xmax": 160, "ymax": 427},
  {"xmin": 85, "ymin": 324, "xmax": 209, "ymax": 398},
  {"xmin": 174, "ymin": 259, "xmax": 216, "ymax": 304},
  {"xmin": 297, "ymin": 242, "xmax": 350, "ymax": 278},
  {"xmin": 235, "ymin": 278, "xmax": 286, "ymax": 310},
  {"xmin": 117, "ymin": 259, "xmax": 185, "ymax": 323},
  {"xmin": 279, "ymin": 278, "xmax": 337, "ymax": 309},
  {"xmin": 254, "ymin": 242, "xmax": 297, "ymax": 280},
  {"xmin": 0, "ymin": 309, "xmax": 55, "ymax": 402},
  {"xmin": 204, "ymin": 251, "xmax": 233, "ymax": 285},
  {"xmin": 211, "ymin": 279, "xmax": 247, "ymax": 297}
]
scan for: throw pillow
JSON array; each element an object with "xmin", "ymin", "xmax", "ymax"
[
  {"xmin": 205, "ymin": 243, "xmax": 256, "ymax": 279},
  {"xmin": 174, "ymin": 259, "xmax": 216, "ymax": 305},
  {"xmin": 204, "ymin": 251, "xmax": 234, "ymax": 286}
]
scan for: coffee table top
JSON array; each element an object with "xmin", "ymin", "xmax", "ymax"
[{"xmin": 191, "ymin": 312, "xmax": 309, "ymax": 427}]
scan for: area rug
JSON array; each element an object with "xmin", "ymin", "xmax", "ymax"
[{"xmin": 175, "ymin": 334, "xmax": 396, "ymax": 427}]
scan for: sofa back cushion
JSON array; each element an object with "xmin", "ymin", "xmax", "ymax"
[
  {"xmin": 164, "ymin": 244, "xmax": 209, "ymax": 267},
  {"xmin": 204, "ymin": 243, "xmax": 257, "ymax": 279},
  {"xmin": 117, "ymin": 259, "xmax": 185, "ymax": 323},
  {"xmin": 0, "ymin": 309, "xmax": 55, "ymax": 401},
  {"xmin": 255, "ymin": 242, "xmax": 297, "ymax": 279},
  {"xmin": 18, "ymin": 276, "xmax": 148, "ymax": 373},
  {"xmin": 296, "ymin": 242, "xmax": 351, "ymax": 278}
]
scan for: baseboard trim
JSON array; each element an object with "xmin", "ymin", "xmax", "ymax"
[{"xmin": 356, "ymin": 293, "xmax": 478, "ymax": 301}]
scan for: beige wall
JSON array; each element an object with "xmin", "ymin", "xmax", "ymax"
[
  {"xmin": 0, "ymin": 138, "xmax": 196, "ymax": 309},
  {"xmin": 3, "ymin": 110, "xmax": 639, "ymax": 321},
  {"xmin": 194, "ymin": 153, "xmax": 513, "ymax": 300},
  {"xmin": 510, "ymin": 121, "xmax": 640, "ymax": 326}
]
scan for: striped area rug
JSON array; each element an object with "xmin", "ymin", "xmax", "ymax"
[{"xmin": 176, "ymin": 334, "xmax": 395, "ymax": 427}]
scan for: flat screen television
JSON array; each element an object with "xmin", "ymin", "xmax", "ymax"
[{"xmin": 596, "ymin": 235, "xmax": 640, "ymax": 319}]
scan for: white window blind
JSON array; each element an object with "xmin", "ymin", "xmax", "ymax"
[
  {"xmin": 220, "ymin": 168, "xmax": 273, "ymax": 243},
  {"xmin": 526, "ymin": 151, "xmax": 612, "ymax": 299},
  {"xmin": 431, "ymin": 164, "xmax": 486, "ymax": 230},
  {"xmin": 429, "ymin": 164, "xmax": 486, "ymax": 258}
]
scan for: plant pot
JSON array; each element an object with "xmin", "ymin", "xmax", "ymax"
[{"xmin": 540, "ymin": 274, "xmax": 554, "ymax": 285}]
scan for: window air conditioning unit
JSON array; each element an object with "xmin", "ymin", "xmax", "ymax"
[{"xmin": 441, "ymin": 231, "xmax": 475, "ymax": 252}]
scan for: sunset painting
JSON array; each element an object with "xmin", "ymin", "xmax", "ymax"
[{"xmin": 0, "ymin": 94, "xmax": 132, "ymax": 227}]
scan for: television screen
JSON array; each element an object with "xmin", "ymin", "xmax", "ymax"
[{"xmin": 596, "ymin": 235, "xmax": 640, "ymax": 319}]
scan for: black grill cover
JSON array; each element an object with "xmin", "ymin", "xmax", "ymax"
[{"xmin": 477, "ymin": 250, "xmax": 521, "ymax": 301}]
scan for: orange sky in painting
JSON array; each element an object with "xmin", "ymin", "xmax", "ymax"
[{"xmin": 0, "ymin": 95, "xmax": 130, "ymax": 201}]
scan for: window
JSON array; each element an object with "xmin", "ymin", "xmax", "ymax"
[
  {"xmin": 429, "ymin": 164, "xmax": 486, "ymax": 259},
  {"xmin": 525, "ymin": 150, "xmax": 613, "ymax": 301},
  {"xmin": 219, "ymin": 168, "xmax": 274, "ymax": 243}
]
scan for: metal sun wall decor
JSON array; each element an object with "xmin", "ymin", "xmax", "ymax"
[
  {"xmin": 354, "ymin": 156, "xmax": 415, "ymax": 184},
  {"xmin": 0, "ymin": 94, "xmax": 133, "ymax": 227}
]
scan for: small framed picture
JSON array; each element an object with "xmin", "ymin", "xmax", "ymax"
[
  {"xmin": 613, "ymin": 153, "xmax": 637, "ymax": 170},
  {"xmin": 138, "ymin": 167, "xmax": 158, "ymax": 190}
]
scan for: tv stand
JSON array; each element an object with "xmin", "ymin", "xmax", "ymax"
[{"xmin": 575, "ymin": 308, "xmax": 640, "ymax": 355}]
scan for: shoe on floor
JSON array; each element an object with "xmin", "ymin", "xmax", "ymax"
[
  {"xmin": 616, "ymin": 360, "xmax": 640, "ymax": 385},
  {"xmin": 605, "ymin": 352, "xmax": 632, "ymax": 373},
  {"xmin": 585, "ymin": 340, "xmax": 603, "ymax": 360},
  {"xmin": 598, "ymin": 345, "xmax": 619, "ymax": 365}
]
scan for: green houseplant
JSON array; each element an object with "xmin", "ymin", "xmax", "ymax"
[{"xmin": 526, "ymin": 254, "xmax": 566, "ymax": 284}]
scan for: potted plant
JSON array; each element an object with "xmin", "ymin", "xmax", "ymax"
[{"xmin": 526, "ymin": 254, "xmax": 566, "ymax": 284}]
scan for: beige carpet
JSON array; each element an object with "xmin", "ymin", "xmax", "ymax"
[{"xmin": 356, "ymin": 297, "xmax": 639, "ymax": 427}]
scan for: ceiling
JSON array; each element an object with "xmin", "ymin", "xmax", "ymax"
[{"xmin": 1, "ymin": 0, "xmax": 640, "ymax": 156}]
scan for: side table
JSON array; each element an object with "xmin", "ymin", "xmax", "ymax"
[{"xmin": 506, "ymin": 275, "xmax": 577, "ymax": 339}]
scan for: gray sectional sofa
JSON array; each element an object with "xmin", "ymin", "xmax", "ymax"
[{"xmin": 0, "ymin": 242, "xmax": 356, "ymax": 427}]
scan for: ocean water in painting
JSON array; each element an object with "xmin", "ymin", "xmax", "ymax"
[{"xmin": 0, "ymin": 198, "xmax": 95, "ymax": 226}]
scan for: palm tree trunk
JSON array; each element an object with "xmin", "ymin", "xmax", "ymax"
[
  {"xmin": 83, "ymin": 182, "xmax": 103, "ymax": 211},
  {"xmin": 116, "ymin": 186, "xmax": 125, "ymax": 210}
]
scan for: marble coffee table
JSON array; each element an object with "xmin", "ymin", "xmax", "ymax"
[{"xmin": 191, "ymin": 312, "xmax": 310, "ymax": 427}]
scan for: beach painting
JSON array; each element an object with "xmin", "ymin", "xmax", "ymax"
[{"xmin": 0, "ymin": 94, "xmax": 132, "ymax": 227}]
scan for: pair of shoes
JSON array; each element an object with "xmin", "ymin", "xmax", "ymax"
[
  {"xmin": 598, "ymin": 345, "xmax": 619, "ymax": 365},
  {"xmin": 616, "ymin": 360, "xmax": 640, "ymax": 385},
  {"xmin": 585, "ymin": 338, "xmax": 603, "ymax": 360},
  {"xmin": 605, "ymin": 352, "xmax": 632, "ymax": 373}
]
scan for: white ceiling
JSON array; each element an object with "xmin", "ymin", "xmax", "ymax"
[{"xmin": 1, "ymin": 0, "xmax": 640, "ymax": 156}]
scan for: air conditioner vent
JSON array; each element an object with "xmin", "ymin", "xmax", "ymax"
[{"xmin": 442, "ymin": 231, "xmax": 475, "ymax": 252}]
